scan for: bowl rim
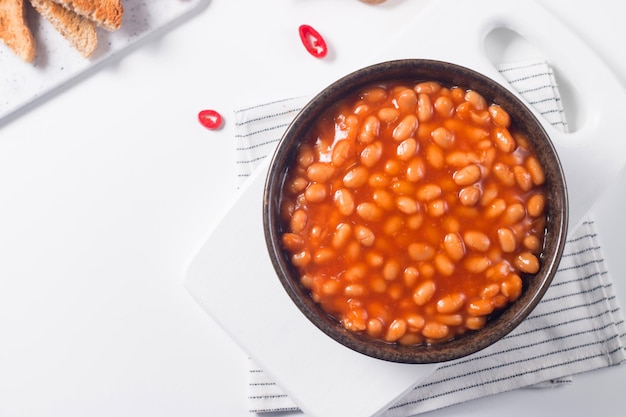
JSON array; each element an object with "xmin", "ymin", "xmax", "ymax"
[{"xmin": 263, "ymin": 58, "xmax": 569, "ymax": 363}]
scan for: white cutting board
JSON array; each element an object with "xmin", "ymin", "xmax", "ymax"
[
  {"xmin": 184, "ymin": 1, "xmax": 626, "ymax": 416},
  {"xmin": 1, "ymin": 0, "xmax": 209, "ymax": 127}
]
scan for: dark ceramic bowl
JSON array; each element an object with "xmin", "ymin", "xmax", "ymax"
[{"xmin": 263, "ymin": 59, "xmax": 568, "ymax": 363}]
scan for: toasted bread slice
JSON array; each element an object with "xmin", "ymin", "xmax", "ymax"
[
  {"xmin": 30, "ymin": 0, "xmax": 97, "ymax": 58},
  {"xmin": 0, "ymin": 0, "xmax": 36, "ymax": 62},
  {"xmin": 50, "ymin": 0, "xmax": 123, "ymax": 31}
]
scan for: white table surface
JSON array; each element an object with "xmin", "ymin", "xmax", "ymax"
[{"xmin": 1, "ymin": 1, "xmax": 624, "ymax": 416}]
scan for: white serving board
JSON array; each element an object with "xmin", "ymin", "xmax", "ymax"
[
  {"xmin": 184, "ymin": 1, "xmax": 626, "ymax": 416},
  {"xmin": 1, "ymin": 0, "xmax": 209, "ymax": 127}
]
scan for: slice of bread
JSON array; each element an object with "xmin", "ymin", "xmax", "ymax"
[
  {"xmin": 50, "ymin": 0, "xmax": 123, "ymax": 31},
  {"xmin": 30, "ymin": 0, "xmax": 97, "ymax": 58},
  {"xmin": 0, "ymin": 0, "xmax": 37, "ymax": 62}
]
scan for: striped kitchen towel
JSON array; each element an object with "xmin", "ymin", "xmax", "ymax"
[{"xmin": 233, "ymin": 61, "xmax": 626, "ymax": 415}]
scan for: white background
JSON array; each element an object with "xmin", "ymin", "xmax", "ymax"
[{"xmin": 1, "ymin": 0, "xmax": 624, "ymax": 416}]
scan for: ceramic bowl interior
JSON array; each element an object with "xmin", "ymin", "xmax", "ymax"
[{"xmin": 263, "ymin": 59, "xmax": 568, "ymax": 363}]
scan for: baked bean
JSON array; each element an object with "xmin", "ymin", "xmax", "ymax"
[
  {"xmin": 359, "ymin": 115, "xmax": 380, "ymax": 144},
  {"xmin": 471, "ymin": 110, "xmax": 491, "ymax": 126},
  {"xmin": 354, "ymin": 225, "xmax": 375, "ymax": 247},
  {"xmin": 314, "ymin": 247, "xmax": 336, "ymax": 264},
  {"xmin": 493, "ymin": 126, "xmax": 517, "ymax": 153},
  {"xmin": 406, "ymin": 157, "xmax": 426, "ymax": 182},
  {"xmin": 465, "ymin": 316, "xmax": 487, "ymax": 331},
  {"xmin": 501, "ymin": 273, "xmax": 523, "ymax": 301},
  {"xmin": 426, "ymin": 144, "xmax": 445, "ymax": 169},
  {"xmin": 397, "ymin": 138, "xmax": 418, "ymax": 160},
  {"xmin": 422, "ymin": 321, "xmax": 450, "ymax": 340},
  {"xmin": 453, "ymin": 164, "xmax": 482, "ymax": 186},
  {"xmin": 383, "ymin": 215, "xmax": 403, "ymax": 235},
  {"xmin": 527, "ymin": 193, "xmax": 545, "ymax": 217},
  {"xmin": 291, "ymin": 250, "xmax": 311, "ymax": 268},
  {"xmin": 403, "ymin": 266, "xmax": 420, "ymax": 287},
  {"xmin": 413, "ymin": 280, "xmax": 436, "ymax": 305},
  {"xmin": 279, "ymin": 80, "xmax": 548, "ymax": 347},
  {"xmin": 481, "ymin": 283, "xmax": 501, "ymax": 299},
  {"xmin": 344, "ymin": 263, "xmax": 367, "ymax": 282},
  {"xmin": 304, "ymin": 183, "xmax": 327, "ymax": 202},
  {"xmin": 492, "ymin": 162, "xmax": 516, "ymax": 186},
  {"xmin": 434, "ymin": 95, "xmax": 454, "ymax": 118},
  {"xmin": 417, "ymin": 93, "xmax": 434, "ymax": 122},
  {"xmin": 383, "ymin": 259, "xmax": 401, "ymax": 281},
  {"xmin": 488, "ymin": 104, "xmax": 510, "ymax": 127},
  {"xmin": 414, "ymin": 81, "xmax": 441, "ymax": 94},
  {"xmin": 399, "ymin": 333, "xmax": 423, "ymax": 346},
  {"xmin": 464, "ymin": 255, "xmax": 492, "ymax": 273},
  {"xmin": 395, "ymin": 196, "xmax": 419, "ymax": 214},
  {"xmin": 514, "ymin": 252, "xmax": 540, "ymax": 274},
  {"xmin": 513, "ymin": 165, "xmax": 533, "ymax": 191},
  {"xmin": 466, "ymin": 298, "xmax": 495, "ymax": 316},
  {"xmin": 407, "ymin": 213, "xmax": 424, "ymax": 229},
  {"xmin": 343, "ymin": 166, "xmax": 369, "ymax": 188},
  {"xmin": 441, "ymin": 232, "xmax": 464, "ymax": 261},
  {"xmin": 332, "ymin": 223, "xmax": 352, "ymax": 249},
  {"xmin": 385, "ymin": 159, "xmax": 402, "ymax": 176},
  {"xmin": 360, "ymin": 141, "xmax": 384, "ymax": 167},
  {"xmin": 287, "ymin": 177, "xmax": 307, "ymax": 194},
  {"xmin": 297, "ymin": 145, "xmax": 315, "ymax": 168},
  {"xmin": 333, "ymin": 188, "xmax": 355, "ymax": 216},
  {"xmin": 458, "ymin": 185, "xmax": 481, "ymax": 206},
  {"xmin": 436, "ymin": 292, "xmax": 466, "ymax": 314},
  {"xmin": 525, "ymin": 155, "xmax": 545, "ymax": 185},
  {"xmin": 307, "ymin": 162, "xmax": 335, "ymax": 183},
  {"xmin": 431, "ymin": 127, "xmax": 455, "ymax": 148},
  {"xmin": 369, "ymin": 172, "xmax": 390, "ymax": 188},
  {"xmin": 484, "ymin": 198, "xmax": 507, "ymax": 219},
  {"xmin": 372, "ymin": 189, "xmax": 395, "ymax": 211},
  {"xmin": 393, "ymin": 114, "xmax": 418, "ymax": 142},
  {"xmin": 465, "ymin": 90, "xmax": 487, "ymax": 111},
  {"xmin": 290, "ymin": 209, "xmax": 307, "ymax": 232},
  {"xmin": 417, "ymin": 183, "xmax": 442, "ymax": 201},
  {"xmin": 406, "ymin": 313, "xmax": 426, "ymax": 331},
  {"xmin": 427, "ymin": 199, "xmax": 447, "ymax": 217},
  {"xmin": 378, "ymin": 107, "xmax": 400, "ymax": 123},
  {"xmin": 365, "ymin": 251, "xmax": 384, "ymax": 268},
  {"xmin": 396, "ymin": 88, "xmax": 418, "ymax": 113},
  {"xmin": 434, "ymin": 253, "xmax": 455, "ymax": 276},
  {"xmin": 356, "ymin": 202, "xmax": 383, "ymax": 222},
  {"xmin": 366, "ymin": 318, "xmax": 384, "ymax": 338},
  {"xmin": 463, "ymin": 230, "xmax": 491, "ymax": 252},
  {"xmin": 480, "ymin": 183, "xmax": 498, "ymax": 206},
  {"xmin": 331, "ymin": 140, "xmax": 355, "ymax": 167},
  {"xmin": 523, "ymin": 235, "xmax": 542, "ymax": 252},
  {"xmin": 408, "ymin": 243, "xmax": 436, "ymax": 261},
  {"xmin": 503, "ymin": 203, "xmax": 526, "ymax": 225},
  {"xmin": 363, "ymin": 86, "xmax": 387, "ymax": 104},
  {"xmin": 390, "ymin": 179, "xmax": 415, "ymax": 195},
  {"xmin": 497, "ymin": 227, "xmax": 517, "ymax": 253},
  {"xmin": 385, "ymin": 319, "xmax": 407, "ymax": 342},
  {"xmin": 344, "ymin": 284, "xmax": 366, "ymax": 298},
  {"xmin": 282, "ymin": 233, "xmax": 304, "ymax": 251}
]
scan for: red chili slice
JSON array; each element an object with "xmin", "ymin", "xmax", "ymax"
[
  {"xmin": 198, "ymin": 109, "xmax": 223, "ymax": 130},
  {"xmin": 299, "ymin": 24, "xmax": 328, "ymax": 58}
]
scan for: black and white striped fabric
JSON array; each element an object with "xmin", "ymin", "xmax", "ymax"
[{"xmin": 233, "ymin": 61, "xmax": 626, "ymax": 415}]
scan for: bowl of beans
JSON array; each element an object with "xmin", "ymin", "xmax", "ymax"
[{"xmin": 263, "ymin": 59, "xmax": 568, "ymax": 363}]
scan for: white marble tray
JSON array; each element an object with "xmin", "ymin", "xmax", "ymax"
[{"xmin": 1, "ymin": 0, "xmax": 209, "ymax": 126}]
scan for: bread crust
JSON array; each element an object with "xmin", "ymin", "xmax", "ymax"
[
  {"xmin": 0, "ymin": 0, "xmax": 36, "ymax": 62},
  {"xmin": 50, "ymin": 0, "xmax": 123, "ymax": 31},
  {"xmin": 30, "ymin": 0, "xmax": 97, "ymax": 58}
]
